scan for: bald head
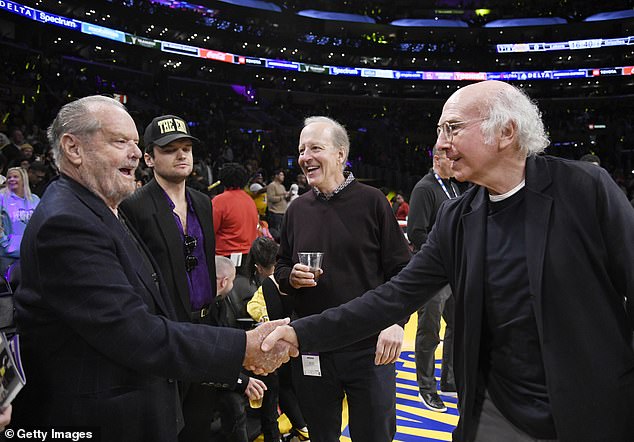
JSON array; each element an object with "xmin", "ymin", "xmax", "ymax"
[
  {"xmin": 215, "ymin": 256, "xmax": 236, "ymax": 298},
  {"xmin": 444, "ymin": 81, "xmax": 548, "ymax": 158}
]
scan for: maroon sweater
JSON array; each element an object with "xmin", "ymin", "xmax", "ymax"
[{"xmin": 275, "ymin": 180, "xmax": 411, "ymax": 350}]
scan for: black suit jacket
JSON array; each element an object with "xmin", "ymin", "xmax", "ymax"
[
  {"xmin": 120, "ymin": 178, "xmax": 216, "ymax": 322},
  {"xmin": 121, "ymin": 178, "xmax": 250, "ymax": 396},
  {"xmin": 13, "ymin": 175, "xmax": 246, "ymax": 442},
  {"xmin": 291, "ymin": 156, "xmax": 634, "ymax": 441}
]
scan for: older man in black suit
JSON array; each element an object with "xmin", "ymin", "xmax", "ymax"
[
  {"xmin": 263, "ymin": 81, "xmax": 634, "ymax": 442},
  {"xmin": 12, "ymin": 96, "xmax": 295, "ymax": 441}
]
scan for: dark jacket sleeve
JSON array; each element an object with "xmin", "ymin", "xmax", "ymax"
[
  {"xmin": 292, "ymin": 219, "xmax": 449, "ymax": 352},
  {"xmin": 21, "ymin": 210, "xmax": 246, "ymax": 387}
]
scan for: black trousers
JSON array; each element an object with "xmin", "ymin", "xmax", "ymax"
[
  {"xmin": 178, "ymin": 385, "xmax": 248, "ymax": 442},
  {"xmin": 254, "ymin": 372, "xmax": 281, "ymax": 442},
  {"xmin": 292, "ymin": 346, "xmax": 396, "ymax": 442},
  {"xmin": 415, "ymin": 284, "xmax": 455, "ymax": 394},
  {"xmin": 278, "ymin": 362, "xmax": 306, "ymax": 430}
]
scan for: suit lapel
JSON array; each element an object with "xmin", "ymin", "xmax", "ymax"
[
  {"xmin": 460, "ymin": 187, "xmax": 487, "ymax": 363},
  {"xmin": 147, "ymin": 181, "xmax": 192, "ymax": 315},
  {"xmin": 61, "ymin": 175, "xmax": 176, "ymax": 318},
  {"xmin": 116, "ymin": 210, "xmax": 176, "ymax": 317},
  {"xmin": 524, "ymin": 156, "xmax": 553, "ymax": 341}
]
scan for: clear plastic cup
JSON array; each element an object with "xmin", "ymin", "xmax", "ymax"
[{"xmin": 298, "ymin": 252, "xmax": 324, "ymax": 281}]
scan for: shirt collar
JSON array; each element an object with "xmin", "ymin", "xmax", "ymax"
[
  {"xmin": 163, "ymin": 187, "xmax": 194, "ymax": 213},
  {"xmin": 313, "ymin": 171, "xmax": 354, "ymax": 200}
]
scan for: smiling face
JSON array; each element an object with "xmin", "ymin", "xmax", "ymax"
[
  {"xmin": 6, "ymin": 169, "xmax": 23, "ymax": 194},
  {"xmin": 298, "ymin": 122, "xmax": 346, "ymax": 194},
  {"xmin": 145, "ymin": 138, "xmax": 193, "ymax": 184},
  {"xmin": 76, "ymin": 105, "xmax": 141, "ymax": 209}
]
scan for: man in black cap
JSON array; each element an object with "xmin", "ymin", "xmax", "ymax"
[{"xmin": 120, "ymin": 115, "xmax": 265, "ymax": 441}]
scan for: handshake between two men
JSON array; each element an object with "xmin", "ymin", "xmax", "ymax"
[{"xmin": 242, "ymin": 318, "xmax": 300, "ymax": 375}]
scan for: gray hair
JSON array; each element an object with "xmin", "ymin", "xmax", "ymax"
[
  {"xmin": 215, "ymin": 255, "xmax": 236, "ymax": 279},
  {"xmin": 47, "ymin": 95, "xmax": 126, "ymax": 166},
  {"xmin": 304, "ymin": 116, "xmax": 350, "ymax": 169},
  {"xmin": 479, "ymin": 85, "xmax": 549, "ymax": 157}
]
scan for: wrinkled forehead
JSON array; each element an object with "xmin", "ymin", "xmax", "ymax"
[
  {"xmin": 91, "ymin": 104, "xmax": 138, "ymax": 136},
  {"xmin": 441, "ymin": 88, "xmax": 482, "ymax": 121},
  {"xmin": 299, "ymin": 122, "xmax": 334, "ymax": 147}
]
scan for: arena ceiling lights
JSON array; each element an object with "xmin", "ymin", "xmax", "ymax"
[{"xmin": 2, "ymin": 0, "xmax": 633, "ymax": 83}]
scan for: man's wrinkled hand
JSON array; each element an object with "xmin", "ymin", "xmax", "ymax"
[
  {"xmin": 261, "ymin": 324, "xmax": 299, "ymax": 353},
  {"xmin": 375, "ymin": 324, "xmax": 404, "ymax": 365},
  {"xmin": 243, "ymin": 318, "xmax": 299, "ymax": 375}
]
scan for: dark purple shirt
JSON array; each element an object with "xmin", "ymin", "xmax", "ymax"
[{"xmin": 165, "ymin": 190, "xmax": 213, "ymax": 310}]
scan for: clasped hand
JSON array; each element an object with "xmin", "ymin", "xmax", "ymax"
[{"xmin": 243, "ymin": 318, "xmax": 299, "ymax": 375}]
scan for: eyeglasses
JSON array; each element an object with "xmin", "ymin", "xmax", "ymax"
[
  {"xmin": 184, "ymin": 235, "xmax": 198, "ymax": 272},
  {"xmin": 436, "ymin": 118, "xmax": 486, "ymax": 143}
]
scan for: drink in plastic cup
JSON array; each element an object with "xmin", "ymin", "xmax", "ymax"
[
  {"xmin": 249, "ymin": 396, "xmax": 263, "ymax": 409},
  {"xmin": 298, "ymin": 252, "xmax": 324, "ymax": 281}
]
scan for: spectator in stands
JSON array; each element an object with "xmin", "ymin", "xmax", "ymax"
[
  {"xmin": 19, "ymin": 143, "xmax": 34, "ymax": 162},
  {"xmin": 263, "ymin": 81, "xmax": 634, "ymax": 442},
  {"xmin": 42, "ymin": 146, "xmax": 59, "ymax": 180},
  {"xmin": 12, "ymin": 96, "xmax": 295, "ymax": 441},
  {"xmin": 266, "ymin": 169, "xmax": 290, "ymax": 241},
  {"xmin": 120, "ymin": 114, "xmax": 221, "ymax": 442},
  {"xmin": 246, "ymin": 237, "xmax": 310, "ymax": 442},
  {"xmin": 248, "ymin": 171, "xmax": 268, "ymax": 219},
  {"xmin": 240, "ymin": 237, "xmax": 283, "ymax": 439},
  {"xmin": 0, "ymin": 129, "xmax": 23, "ymax": 170},
  {"xmin": 213, "ymin": 163, "xmax": 259, "ymax": 268},
  {"xmin": 274, "ymin": 116, "xmax": 411, "ymax": 442},
  {"xmin": 295, "ymin": 173, "xmax": 309, "ymax": 195},
  {"xmin": 0, "ymin": 167, "xmax": 40, "ymax": 275},
  {"xmin": 213, "ymin": 256, "xmax": 267, "ymax": 442},
  {"xmin": 189, "ymin": 156, "xmax": 211, "ymax": 193},
  {"xmin": 27, "ymin": 161, "xmax": 48, "ymax": 197},
  {"xmin": 407, "ymin": 145, "xmax": 460, "ymax": 413},
  {"xmin": 288, "ymin": 183, "xmax": 299, "ymax": 205},
  {"xmin": 394, "ymin": 193, "xmax": 409, "ymax": 221}
]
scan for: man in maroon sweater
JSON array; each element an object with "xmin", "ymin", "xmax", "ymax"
[{"xmin": 274, "ymin": 116, "xmax": 411, "ymax": 442}]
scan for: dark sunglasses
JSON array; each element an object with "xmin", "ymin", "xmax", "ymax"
[{"xmin": 184, "ymin": 235, "xmax": 198, "ymax": 272}]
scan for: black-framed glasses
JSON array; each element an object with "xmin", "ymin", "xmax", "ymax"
[
  {"xmin": 436, "ymin": 118, "xmax": 486, "ymax": 143},
  {"xmin": 184, "ymin": 235, "xmax": 198, "ymax": 272}
]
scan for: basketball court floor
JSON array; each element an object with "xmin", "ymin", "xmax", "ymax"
[
  {"xmin": 339, "ymin": 314, "xmax": 457, "ymax": 441},
  {"xmin": 268, "ymin": 314, "xmax": 457, "ymax": 441}
]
